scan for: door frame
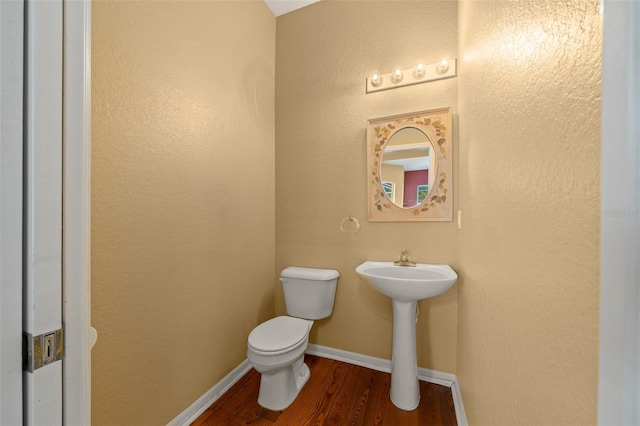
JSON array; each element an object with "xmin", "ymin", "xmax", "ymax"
[
  {"xmin": 62, "ymin": 0, "xmax": 92, "ymax": 423},
  {"xmin": 599, "ymin": 1, "xmax": 640, "ymax": 424}
]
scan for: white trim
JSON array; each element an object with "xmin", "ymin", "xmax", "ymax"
[
  {"xmin": 307, "ymin": 343, "xmax": 455, "ymax": 386},
  {"xmin": 169, "ymin": 346, "xmax": 467, "ymax": 426},
  {"xmin": 450, "ymin": 380, "xmax": 468, "ymax": 426},
  {"xmin": 599, "ymin": 1, "xmax": 640, "ymax": 424},
  {"xmin": 307, "ymin": 343, "xmax": 391, "ymax": 373},
  {"xmin": 62, "ymin": 0, "xmax": 92, "ymax": 424},
  {"xmin": 306, "ymin": 344, "xmax": 467, "ymax": 425},
  {"xmin": 167, "ymin": 360, "xmax": 253, "ymax": 426}
]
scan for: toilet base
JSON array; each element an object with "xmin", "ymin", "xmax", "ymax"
[{"xmin": 257, "ymin": 356, "xmax": 310, "ymax": 411}]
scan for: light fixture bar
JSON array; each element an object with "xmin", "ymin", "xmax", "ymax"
[{"xmin": 366, "ymin": 59, "xmax": 457, "ymax": 94}]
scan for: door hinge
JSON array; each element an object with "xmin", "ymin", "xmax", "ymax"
[{"xmin": 23, "ymin": 329, "xmax": 64, "ymax": 373}]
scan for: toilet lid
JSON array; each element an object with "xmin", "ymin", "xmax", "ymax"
[{"xmin": 248, "ymin": 316, "xmax": 311, "ymax": 353}]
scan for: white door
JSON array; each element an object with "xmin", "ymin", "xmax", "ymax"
[{"xmin": 1, "ymin": 0, "xmax": 91, "ymax": 424}]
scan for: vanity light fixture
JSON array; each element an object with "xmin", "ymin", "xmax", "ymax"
[
  {"xmin": 371, "ymin": 72, "xmax": 383, "ymax": 87},
  {"xmin": 391, "ymin": 68, "xmax": 404, "ymax": 83},
  {"xmin": 366, "ymin": 58, "xmax": 457, "ymax": 93},
  {"xmin": 437, "ymin": 58, "xmax": 450, "ymax": 74}
]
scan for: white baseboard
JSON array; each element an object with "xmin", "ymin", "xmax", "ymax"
[
  {"xmin": 167, "ymin": 359, "xmax": 252, "ymax": 426},
  {"xmin": 450, "ymin": 379, "xmax": 468, "ymax": 426},
  {"xmin": 168, "ymin": 345, "xmax": 467, "ymax": 426},
  {"xmin": 306, "ymin": 343, "xmax": 468, "ymax": 426}
]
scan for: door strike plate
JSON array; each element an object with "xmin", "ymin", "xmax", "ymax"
[{"xmin": 24, "ymin": 329, "xmax": 64, "ymax": 373}]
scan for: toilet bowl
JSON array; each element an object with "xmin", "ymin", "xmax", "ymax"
[
  {"xmin": 246, "ymin": 267, "xmax": 339, "ymax": 411},
  {"xmin": 247, "ymin": 316, "xmax": 313, "ymax": 410}
]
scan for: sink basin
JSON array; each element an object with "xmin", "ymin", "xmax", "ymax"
[
  {"xmin": 355, "ymin": 261, "xmax": 457, "ymax": 302},
  {"xmin": 355, "ymin": 260, "xmax": 457, "ymax": 411}
]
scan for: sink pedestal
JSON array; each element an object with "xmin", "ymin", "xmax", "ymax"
[{"xmin": 391, "ymin": 299, "xmax": 420, "ymax": 410}]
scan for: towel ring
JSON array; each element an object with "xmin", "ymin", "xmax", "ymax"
[{"xmin": 340, "ymin": 216, "xmax": 360, "ymax": 234}]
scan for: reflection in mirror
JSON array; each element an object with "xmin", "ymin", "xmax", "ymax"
[{"xmin": 380, "ymin": 127, "xmax": 435, "ymax": 208}]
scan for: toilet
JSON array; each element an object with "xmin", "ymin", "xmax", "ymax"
[{"xmin": 247, "ymin": 266, "xmax": 339, "ymax": 411}]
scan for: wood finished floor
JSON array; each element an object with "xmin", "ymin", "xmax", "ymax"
[{"xmin": 192, "ymin": 355, "xmax": 457, "ymax": 426}]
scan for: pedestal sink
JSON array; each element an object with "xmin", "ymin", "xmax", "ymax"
[{"xmin": 355, "ymin": 261, "xmax": 457, "ymax": 410}]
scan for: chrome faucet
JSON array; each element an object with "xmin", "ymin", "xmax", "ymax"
[{"xmin": 394, "ymin": 249, "xmax": 416, "ymax": 267}]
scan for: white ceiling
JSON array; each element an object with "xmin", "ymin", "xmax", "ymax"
[{"xmin": 264, "ymin": 0, "xmax": 320, "ymax": 17}]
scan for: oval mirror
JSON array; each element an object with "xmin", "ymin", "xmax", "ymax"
[{"xmin": 380, "ymin": 127, "xmax": 435, "ymax": 208}]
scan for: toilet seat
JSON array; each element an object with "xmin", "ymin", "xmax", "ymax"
[{"xmin": 248, "ymin": 316, "xmax": 311, "ymax": 355}]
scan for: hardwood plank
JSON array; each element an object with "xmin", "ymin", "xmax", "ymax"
[
  {"xmin": 362, "ymin": 370, "xmax": 390, "ymax": 426},
  {"xmin": 436, "ymin": 383, "xmax": 457, "ymax": 426},
  {"xmin": 190, "ymin": 406, "xmax": 217, "ymax": 426},
  {"xmin": 323, "ymin": 363, "xmax": 375, "ymax": 426},
  {"xmin": 255, "ymin": 406, "xmax": 282, "ymax": 422},
  {"xmin": 419, "ymin": 380, "xmax": 443, "ymax": 425},
  {"xmin": 192, "ymin": 355, "xmax": 457, "ymax": 426},
  {"xmin": 344, "ymin": 367, "xmax": 378, "ymax": 426}
]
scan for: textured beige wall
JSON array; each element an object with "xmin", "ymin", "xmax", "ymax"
[
  {"xmin": 275, "ymin": 1, "xmax": 459, "ymax": 373},
  {"xmin": 91, "ymin": 2, "xmax": 275, "ymax": 424},
  {"xmin": 457, "ymin": 1, "xmax": 601, "ymax": 424}
]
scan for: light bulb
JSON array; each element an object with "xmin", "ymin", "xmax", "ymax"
[
  {"xmin": 438, "ymin": 58, "xmax": 450, "ymax": 74},
  {"xmin": 371, "ymin": 72, "xmax": 382, "ymax": 87},
  {"xmin": 414, "ymin": 63, "xmax": 425, "ymax": 78},
  {"xmin": 391, "ymin": 68, "xmax": 404, "ymax": 83}
]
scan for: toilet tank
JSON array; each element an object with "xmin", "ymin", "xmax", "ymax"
[{"xmin": 281, "ymin": 267, "xmax": 339, "ymax": 320}]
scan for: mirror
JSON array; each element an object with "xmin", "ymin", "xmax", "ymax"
[
  {"xmin": 380, "ymin": 127, "xmax": 435, "ymax": 209},
  {"xmin": 367, "ymin": 108, "xmax": 452, "ymax": 222}
]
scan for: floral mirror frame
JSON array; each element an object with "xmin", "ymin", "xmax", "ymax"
[{"xmin": 367, "ymin": 108, "xmax": 453, "ymax": 221}]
